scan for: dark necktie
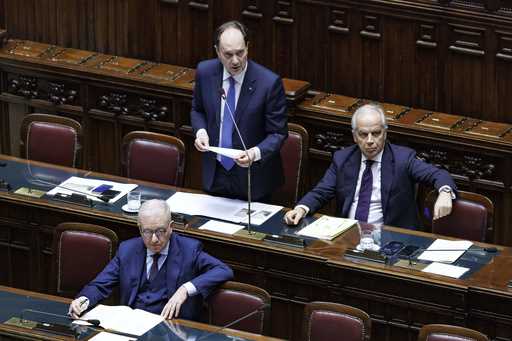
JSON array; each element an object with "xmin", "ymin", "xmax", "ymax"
[
  {"xmin": 354, "ymin": 160, "xmax": 374, "ymax": 222},
  {"xmin": 149, "ymin": 253, "xmax": 161, "ymax": 282},
  {"xmin": 220, "ymin": 77, "xmax": 236, "ymax": 170}
]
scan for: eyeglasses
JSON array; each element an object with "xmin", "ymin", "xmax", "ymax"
[{"xmin": 140, "ymin": 221, "xmax": 173, "ymax": 239}]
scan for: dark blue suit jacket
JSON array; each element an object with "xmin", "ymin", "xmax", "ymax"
[
  {"xmin": 191, "ymin": 59, "xmax": 288, "ymax": 200},
  {"xmin": 299, "ymin": 143, "xmax": 457, "ymax": 229},
  {"xmin": 78, "ymin": 234, "xmax": 233, "ymax": 321}
]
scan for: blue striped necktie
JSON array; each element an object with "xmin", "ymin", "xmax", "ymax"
[
  {"xmin": 220, "ymin": 77, "xmax": 236, "ymax": 170},
  {"xmin": 354, "ymin": 160, "xmax": 374, "ymax": 222}
]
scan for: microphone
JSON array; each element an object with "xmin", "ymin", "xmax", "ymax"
[
  {"xmin": 418, "ymin": 247, "xmax": 497, "ymax": 253},
  {"xmin": 218, "ymin": 87, "xmax": 254, "ymax": 235},
  {"xmin": 21, "ymin": 308, "xmax": 140, "ymax": 339},
  {"xmin": 195, "ymin": 303, "xmax": 269, "ymax": 341},
  {"xmin": 21, "ymin": 308, "xmax": 101, "ymax": 326},
  {"xmin": 28, "ymin": 176, "xmax": 110, "ymax": 204}
]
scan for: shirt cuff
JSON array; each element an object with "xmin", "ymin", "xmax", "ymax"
[
  {"xmin": 295, "ymin": 204, "xmax": 310, "ymax": 215},
  {"xmin": 252, "ymin": 147, "xmax": 261, "ymax": 162},
  {"xmin": 196, "ymin": 129, "xmax": 208, "ymax": 139},
  {"xmin": 438, "ymin": 186, "xmax": 456, "ymax": 199},
  {"xmin": 183, "ymin": 282, "xmax": 197, "ymax": 296}
]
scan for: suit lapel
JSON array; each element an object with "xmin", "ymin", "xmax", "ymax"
[
  {"xmin": 210, "ymin": 63, "xmax": 223, "ymax": 130},
  {"xmin": 128, "ymin": 239, "xmax": 146, "ymax": 306},
  {"xmin": 166, "ymin": 234, "xmax": 182, "ymax": 296},
  {"xmin": 342, "ymin": 149, "xmax": 362, "ymax": 216},
  {"xmin": 380, "ymin": 144, "xmax": 394, "ymax": 220},
  {"xmin": 235, "ymin": 61, "xmax": 256, "ymax": 126}
]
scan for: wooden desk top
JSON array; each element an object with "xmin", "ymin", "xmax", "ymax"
[
  {"xmin": 1, "ymin": 154, "xmax": 512, "ymax": 296},
  {"xmin": 0, "ymin": 285, "xmax": 282, "ymax": 341}
]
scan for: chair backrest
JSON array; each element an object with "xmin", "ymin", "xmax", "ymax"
[
  {"xmin": 303, "ymin": 301, "xmax": 371, "ymax": 341},
  {"xmin": 273, "ymin": 123, "xmax": 309, "ymax": 207},
  {"xmin": 207, "ymin": 281, "xmax": 271, "ymax": 335},
  {"xmin": 418, "ymin": 324, "xmax": 489, "ymax": 341},
  {"xmin": 423, "ymin": 190, "xmax": 493, "ymax": 242},
  {"xmin": 20, "ymin": 113, "xmax": 82, "ymax": 167},
  {"xmin": 52, "ymin": 222, "xmax": 118, "ymax": 298},
  {"xmin": 122, "ymin": 131, "xmax": 186, "ymax": 187}
]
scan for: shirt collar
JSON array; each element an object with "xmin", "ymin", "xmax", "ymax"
[
  {"xmin": 361, "ymin": 149, "xmax": 383, "ymax": 164},
  {"xmin": 146, "ymin": 239, "xmax": 170, "ymax": 257},
  {"xmin": 222, "ymin": 62, "xmax": 248, "ymax": 85}
]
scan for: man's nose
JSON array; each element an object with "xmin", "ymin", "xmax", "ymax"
[
  {"xmin": 366, "ymin": 134, "xmax": 374, "ymax": 143},
  {"xmin": 151, "ymin": 233, "xmax": 159, "ymax": 243},
  {"xmin": 231, "ymin": 55, "xmax": 239, "ymax": 64}
]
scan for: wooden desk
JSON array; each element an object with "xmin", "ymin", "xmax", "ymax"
[
  {"xmin": 0, "ymin": 286, "xmax": 279, "ymax": 341},
  {"xmin": 0, "ymin": 154, "xmax": 512, "ymax": 341}
]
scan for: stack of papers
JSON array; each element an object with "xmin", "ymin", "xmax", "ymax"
[
  {"xmin": 297, "ymin": 216, "xmax": 357, "ymax": 240},
  {"xmin": 46, "ymin": 176, "xmax": 137, "ymax": 204},
  {"xmin": 78, "ymin": 304, "xmax": 164, "ymax": 336},
  {"xmin": 417, "ymin": 239, "xmax": 473, "ymax": 264},
  {"xmin": 166, "ymin": 192, "xmax": 282, "ymax": 225},
  {"xmin": 199, "ymin": 220, "xmax": 245, "ymax": 235},
  {"xmin": 422, "ymin": 262, "xmax": 470, "ymax": 279}
]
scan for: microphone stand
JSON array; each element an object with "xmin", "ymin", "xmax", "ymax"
[
  {"xmin": 220, "ymin": 90, "xmax": 265, "ymax": 241},
  {"xmin": 194, "ymin": 303, "xmax": 269, "ymax": 341}
]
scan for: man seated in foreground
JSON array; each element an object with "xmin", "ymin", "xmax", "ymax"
[
  {"xmin": 69, "ymin": 199, "xmax": 233, "ymax": 320},
  {"xmin": 285, "ymin": 103, "xmax": 457, "ymax": 229}
]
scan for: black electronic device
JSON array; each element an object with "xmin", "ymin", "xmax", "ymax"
[
  {"xmin": 91, "ymin": 184, "xmax": 113, "ymax": 194},
  {"xmin": 380, "ymin": 241, "xmax": 404, "ymax": 257},
  {"xmin": 0, "ymin": 179, "xmax": 10, "ymax": 191},
  {"xmin": 53, "ymin": 193, "xmax": 93, "ymax": 207},
  {"xmin": 99, "ymin": 189, "xmax": 120, "ymax": 201},
  {"xmin": 397, "ymin": 245, "xmax": 420, "ymax": 258},
  {"xmin": 171, "ymin": 212, "xmax": 187, "ymax": 226},
  {"xmin": 345, "ymin": 249, "xmax": 387, "ymax": 263},
  {"xmin": 263, "ymin": 234, "xmax": 305, "ymax": 248}
]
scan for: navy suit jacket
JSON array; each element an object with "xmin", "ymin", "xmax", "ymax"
[
  {"xmin": 299, "ymin": 143, "xmax": 457, "ymax": 229},
  {"xmin": 191, "ymin": 59, "xmax": 288, "ymax": 200},
  {"xmin": 78, "ymin": 234, "xmax": 233, "ymax": 321}
]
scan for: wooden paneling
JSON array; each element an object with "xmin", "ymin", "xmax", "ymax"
[{"xmin": 2, "ymin": 0, "xmax": 512, "ymax": 122}]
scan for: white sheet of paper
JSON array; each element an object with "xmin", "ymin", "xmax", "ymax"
[
  {"xmin": 199, "ymin": 220, "xmax": 245, "ymax": 235},
  {"xmin": 166, "ymin": 192, "xmax": 282, "ymax": 225},
  {"xmin": 422, "ymin": 262, "xmax": 470, "ymax": 279},
  {"xmin": 79, "ymin": 304, "xmax": 163, "ymax": 336},
  {"xmin": 207, "ymin": 146, "xmax": 243, "ymax": 159},
  {"xmin": 417, "ymin": 239, "xmax": 473, "ymax": 263},
  {"xmin": 89, "ymin": 332, "xmax": 136, "ymax": 341},
  {"xmin": 46, "ymin": 176, "xmax": 137, "ymax": 204}
]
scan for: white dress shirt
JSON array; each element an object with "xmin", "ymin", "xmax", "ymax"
[
  {"xmin": 347, "ymin": 151, "xmax": 384, "ymax": 225},
  {"xmin": 196, "ymin": 64, "xmax": 261, "ymax": 162}
]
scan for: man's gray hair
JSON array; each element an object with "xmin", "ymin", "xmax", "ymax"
[
  {"xmin": 138, "ymin": 199, "xmax": 172, "ymax": 225},
  {"xmin": 351, "ymin": 103, "xmax": 388, "ymax": 132}
]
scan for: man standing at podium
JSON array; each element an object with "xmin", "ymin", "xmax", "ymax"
[
  {"xmin": 69, "ymin": 199, "xmax": 233, "ymax": 320},
  {"xmin": 191, "ymin": 20, "xmax": 288, "ymax": 203},
  {"xmin": 285, "ymin": 103, "xmax": 456, "ymax": 229}
]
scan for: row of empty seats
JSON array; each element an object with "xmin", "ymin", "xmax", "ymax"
[
  {"xmin": 22, "ymin": 113, "xmax": 495, "ymax": 243},
  {"xmin": 55, "ymin": 220, "xmax": 490, "ymax": 340},
  {"xmin": 21, "ymin": 113, "xmax": 308, "ymax": 208}
]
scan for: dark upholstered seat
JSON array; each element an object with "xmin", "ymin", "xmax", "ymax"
[
  {"xmin": 21, "ymin": 113, "xmax": 82, "ymax": 167},
  {"xmin": 122, "ymin": 131, "xmax": 185, "ymax": 187},
  {"xmin": 272, "ymin": 123, "xmax": 309, "ymax": 207},
  {"xmin": 418, "ymin": 324, "xmax": 489, "ymax": 341},
  {"xmin": 52, "ymin": 222, "xmax": 118, "ymax": 298},
  {"xmin": 303, "ymin": 301, "xmax": 371, "ymax": 341},
  {"xmin": 423, "ymin": 190, "xmax": 493, "ymax": 242},
  {"xmin": 208, "ymin": 281, "xmax": 271, "ymax": 335}
]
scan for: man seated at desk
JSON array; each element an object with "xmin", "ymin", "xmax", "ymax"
[
  {"xmin": 69, "ymin": 199, "xmax": 233, "ymax": 320},
  {"xmin": 285, "ymin": 103, "xmax": 457, "ymax": 229}
]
